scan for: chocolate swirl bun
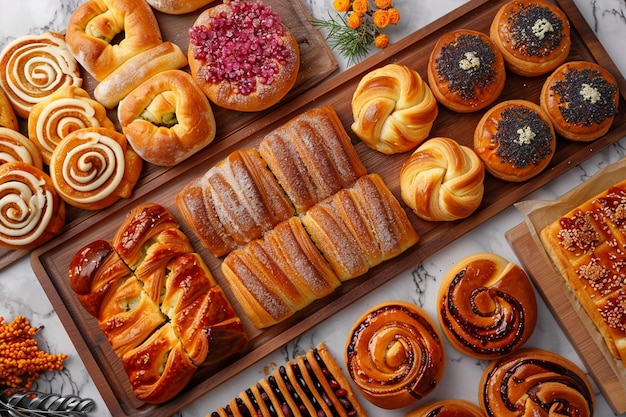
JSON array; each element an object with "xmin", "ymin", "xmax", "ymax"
[
  {"xmin": 480, "ymin": 348, "xmax": 595, "ymax": 417},
  {"xmin": 345, "ymin": 301, "xmax": 445, "ymax": 409},
  {"xmin": 0, "ymin": 127, "xmax": 43, "ymax": 169},
  {"xmin": 407, "ymin": 399, "xmax": 487, "ymax": 417},
  {"xmin": 437, "ymin": 252, "xmax": 537, "ymax": 359}
]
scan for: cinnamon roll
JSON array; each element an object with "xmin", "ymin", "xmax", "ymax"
[
  {"xmin": 480, "ymin": 348, "xmax": 595, "ymax": 417},
  {"xmin": 0, "ymin": 31, "xmax": 82, "ymax": 118},
  {"xmin": 406, "ymin": 399, "xmax": 487, "ymax": 417},
  {"xmin": 49, "ymin": 127, "xmax": 143, "ymax": 210},
  {"xmin": 345, "ymin": 301, "xmax": 445, "ymax": 409},
  {"xmin": 0, "ymin": 87, "xmax": 18, "ymax": 131},
  {"xmin": 0, "ymin": 127, "xmax": 43, "ymax": 169},
  {"xmin": 437, "ymin": 252, "xmax": 537, "ymax": 359},
  {"xmin": 28, "ymin": 85, "xmax": 115, "ymax": 165},
  {"xmin": 0, "ymin": 161, "xmax": 65, "ymax": 250}
]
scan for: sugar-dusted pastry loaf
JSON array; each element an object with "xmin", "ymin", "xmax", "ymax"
[
  {"xmin": 540, "ymin": 179, "xmax": 626, "ymax": 364},
  {"xmin": 210, "ymin": 343, "xmax": 367, "ymax": 417},
  {"xmin": 147, "ymin": 0, "xmax": 215, "ymax": 14}
]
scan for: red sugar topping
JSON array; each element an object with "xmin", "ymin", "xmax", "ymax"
[{"xmin": 189, "ymin": 0, "xmax": 290, "ymax": 96}]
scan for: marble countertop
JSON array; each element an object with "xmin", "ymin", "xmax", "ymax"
[{"xmin": 1, "ymin": 0, "xmax": 625, "ymax": 416}]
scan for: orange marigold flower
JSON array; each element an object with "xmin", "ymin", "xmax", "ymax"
[
  {"xmin": 352, "ymin": 0, "xmax": 369, "ymax": 15},
  {"xmin": 374, "ymin": 0, "xmax": 393, "ymax": 9},
  {"xmin": 373, "ymin": 9, "xmax": 390, "ymax": 29},
  {"xmin": 333, "ymin": 0, "xmax": 351, "ymax": 13},
  {"xmin": 374, "ymin": 33, "xmax": 390, "ymax": 49},
  {"xmin": 387, "ymin": 7, "xmax": 400, "ymax": 24},
  {"xmin": 347, "ymin": 11, "xmax": 362, "ymax": 29}
]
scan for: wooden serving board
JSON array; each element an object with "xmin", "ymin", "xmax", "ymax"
[
  {"xmin": 506, "ymin": 222, "xmax": 626, "ymax": 414},
  {"xmin": 0, "ymin": 0, "xmax": 338, "ymax": 269},
  {"xmin": 30, "ymin": 0, "xmax": 626, "ymax": 416}
]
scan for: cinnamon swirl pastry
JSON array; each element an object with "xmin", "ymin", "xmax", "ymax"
[
  {"xmin": 28, "ymin": 86, "xmax": 115, "ymax": 165},
  {"xmin": 0, "ymin": 161, "xmax": 65, "ymax": 251},
  {"xmin": 406, "ymin": 399, "xmax": 487, "ymax": 417},
  {"xmin": 0, "ymin": 87, "xmax": 18, "ymax": 131},
  {"xmin": 345, "ymin": 301, "xmax": 445, "ymax": 409},
  {"xmin": 0, "ymin": 127, "xmax": 43, "ymax": 169},
  {"xmin": 480, "ymin": 348, "xmax": 595, "ymax": 417},
  {"xmin": 0, "ymin": 31, "xmax": 82, "ymax": 118},
  {"xmin": 437, "ymin": 252, "xmax": 537, "ymax": 359},
  {"xmin": 49, "ymin": 127, "xmax": 142, "ymax": 210}
]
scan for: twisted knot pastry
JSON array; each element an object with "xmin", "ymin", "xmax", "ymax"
[
  {"xmin": 406, "ymin": 399, "xmax": 487, "ymax": 417},
  {"xmin": 0, "ymin": 31, "xmax": 82, "ymax": 118},
  {"xmin": 400, "ymin": 137, "xmax": 485, "ymax": 221},
  {"xmin": 345, "ymin": 301, "xmax": 445, "ymax": 409},
  {"xmin": 480, "ymin": 349, "xmax": 595, "ymax": 417},
  {"xmin": 437, "ymin": 252, "xmax": 537, "ymax": 359},
  {"xmin": 351, "ymin": 63, "xmax": 438, "ymax": 154},
  {"xmin": 0, "ymin": 127, "xmax": 43, "ymax": 169}
]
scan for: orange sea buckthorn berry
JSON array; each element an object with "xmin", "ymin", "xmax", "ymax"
[
  {"xmin": 373, "ymin": 9, "xmax": 390, "ymax": 29},
  {"xmin": 374, "ymin": 33, "xmax": 390, "ymax": 49},
  {"xmin": 333, "ymin": 0, "xmax": 351, "ymax": 13},
  {"xmin": 352, "ymin": 0, "xmax": 369, "ymax": 15},
  {"xmin": 347, "ymin": 12, "xmax": 363, "ymax": 29},
  {"xmin": 374, "ymin": 0, "xmax": 393, "ymax": 9},
  {"xmin": 388, "ymin": 7, "xmax": 400, "ymax": 24}
]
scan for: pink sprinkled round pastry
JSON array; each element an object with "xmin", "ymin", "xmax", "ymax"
[{"xmin": 188, "ymin": 0, "xmax": 300, "ymax": 112}]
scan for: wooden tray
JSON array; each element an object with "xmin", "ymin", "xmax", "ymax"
[
  {"xmin": 0, "ymin": 0, "xmax": 338, "ymax": 269},
  {"xmin": 30, "ymin": 0, "xmax": 626, "ymax": 416}
]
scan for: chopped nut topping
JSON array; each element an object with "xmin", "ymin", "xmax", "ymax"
[
  {"xmin": 531, "ymin": 18, "xmax": 554, "ymax": 40},
  {"xmin": 580, "ymin": 83, "xmax": 601, "ymax": 104},
  {"xmin": 515, "ymin": 125, "xmax": 536, "ymax": 146},
  {"xmin": 459, "ymin": 51, "xmax": 480, "ymax": 70}
]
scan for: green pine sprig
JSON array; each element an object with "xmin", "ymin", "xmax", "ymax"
[{"xmin": 312, "ymin": 12, "xmax": 376, "ymax": 66}]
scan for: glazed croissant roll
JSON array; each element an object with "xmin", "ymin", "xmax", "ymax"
[
  {"xmin": 0, "ymin": 127, "xmax": 43, "ymax": 169},
  {"xmin": 400, "ymin": 137, "xmax": 485, "ymax": 221},
  {"xmin": 437, "ymin": 252, "xmax": 537, "ymax": 359},
  {"xmin": 345, "ymin": 301, "xmax": 446, "ymax": 409},
  {"xmin": 351, "ymin": 63, "xmax": 438, "ymax": 154}
]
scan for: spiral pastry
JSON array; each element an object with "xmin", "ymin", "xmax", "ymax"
[
  {"xmin": 480, "ymin": 348, "xmax": 595, "ymax": 417},
  {"xmin": 49, "ymin": 127, "xmax": 143, "ymax": 210},
  {"xmin": 351, "ymin": 63, "xmax": 439, "ymax": 154},
  {"xmin": 0, "ymin": 127, "xmax": 43, "ymax": 169},
  {"xmin": 0, "ymin": 161, "xmax": 65, "ymax": 250},
  {"xmin": 437, "ymin": 252, "xmax": 537, "ymax": 359},
  {"xmin": 0, "ymin": 31, "xmax": 82, "ymax": 118},
  {"xmin": 406, "ymin": 399, "xmax": 487, "ymax": 417},
  {"xmin": 345, "ymin": 301, "xmax": 445, "ymax": 409},
  {"xmin": 28, "ymin": 85, "xmax": 115, "ymax": 165},
  {"xmin": 400, "ymin": 137, "xmax": 485, "ymax": 221}
]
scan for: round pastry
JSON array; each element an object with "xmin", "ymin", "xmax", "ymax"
[
  {"xmin": 479, "ymin": 348, "xmax": 595, "ymax": 417},
  {"xmin": 49, "ymin": 127, "xmax": 143, "ymax": 210},
  {"xmin": 0, "ymin": 127, "xmax": 43, "ymax": 169},
  {"xmin": 350, "ymin": 63, "xmax": 439, "ymax": 154},
  {"xmin": 427, "ymin": 29, "xmax": 506, "ymax": 113},
  {"xmin": 474, "ymin": 99, "xmax": 555, "ymax": 182},
  {"xmin": 28, "ymin": 85, "xmax": 115, "ymax": 166},
  {"xmin": 406, "ymin": 399, "xmax": 487, "ymax": 417},
  {"xmin": 490, "ymin": 0, "xmax": 571, "ymax": 77},
  {"xmin": 0, "ymin": 31, "xmax": 82, "ymax": 118},
  {"xmin": 0, "ymin": 161, "xmax": 65, "ymax": 251},
  {"xmin": 146, "ymin": 0, "xmax": 215, "ymax": 15},
  {"xmin": 400, "ymin": 137, "xmax": 485, "ymax": 221},
  {"xmin": 65, "ymin": 0, "xmax": 163, "ymax": 81},
  {"xmin": 0, "ymin": 87, "xmax": 18, "ymax": 131},
  {"xmin": 345, "ymin": 301, "xmax": 445, "ymax": 409},
  {"xmin": 118, "ymin": 70, "xmax": 216, "ymax": 166},
  {"xmin": 437, "ymin": 252, "xmax": 537, "ymax": 360},
  {"xmin": 540, "ymin": 60, "xmax": 619, "ymax": 142},
  {"xmin": 188, "ymin": 0, "xmax": 300, "ymax": 112}
]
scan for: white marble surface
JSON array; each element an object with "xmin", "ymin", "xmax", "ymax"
[{"xmin": 1, "ymin": 1, "xmax": 625, "ymax": 416}]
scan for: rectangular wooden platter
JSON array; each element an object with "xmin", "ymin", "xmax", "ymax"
[{"xmin": 30, "ymin": 0, "xmax": 626, "ymax": 416}]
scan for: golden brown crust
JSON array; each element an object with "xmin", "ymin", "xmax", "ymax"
[
  {"xmin": 490, "ymin": 0, "xmax": 571, "ymax": 76},
  {"xmin": 146, "ymin": 0, "xmax": 215, "ymax": 14},
  {"xmin": 118, "ymin": 69, "xmax": 215, "ymax": 166},
  {"xmin": 437, "ymin": 252, "xmax": 537, "ymax": 360},
  {"xmin": 427, "ymin": 29, "xmax": 505, "ymax": 113},
  {"xmin": 474, "ymin": 99, "xmax": 556, "ymax": 182},
  {"xmin": 540, "ymin": 60, "xmax": 619, "ymax": 142},
  {"xmin": 0, "ymin": 87, "xmax": 18, "ymax": 131},
  {"xmin": 406, "ymin": 399, "xmax": 486, "ymax": 417},
  {"xmin": 0, "ymin": 127, "xmax": 43, "ymax": 169},
  {"xmin": 351, "ymin": 63, "xmax": 438, "ymax": 154}
]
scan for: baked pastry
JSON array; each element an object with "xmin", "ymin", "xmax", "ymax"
[
  {"xmin": 437, "ymin": 252, "xmax": 537, "ymax": 359},
  {"xmin": 49, "ymin": 127, "xmax": 143, "ymax": 210},
  {"xmin": 302, "ymin": 173, "xmax": 419, "ymax": 281},
  {"xmin": 540, "ymin": 179, "xmax": 626, "ymax": 363},
  {"xmin": 540, "ymin": 60, "xmax": 619, "ymax": 142},
  {"xmin": 188, "ymin": 0, "xmax": 300, "ymax": 112},
  {"xmin": 210, "ymin": 343, "xmax": 367, "ymax": 416},
  {"xmin": 406, "ymin": 399, "xmax": 487, "ymax": 417},
  {"xmin": 490, "ymin": 0, "xmax": 571, "ymax": 76},
  {"xmin": 350, "ymin": 63, "xmax": 439, "ymax": 154},
  {"xmin": 0, "ymin": 161, "xmax": 65, "ymax": 251},
  {"xmin": 94, "ymin": 41, "xmax": 188, "ymax": 109},
  {"xmin": 474, "ymin": 99, "xmax": 556, "ymax": 182},
  {"xmin": 427, "ymin": 29, "xmax": 506, "ymax": 113},
  {"xmin": 176, "ymin": 147, "xmax": 294, "ymax": 257},
  {"xmin": 480, "ymin": 348, "xmax": 595, "ymax": 417},
  {"xmin": 146, "ymin": 0, "xmax": 215, "ymax": 14},
  {"xmin": 28, "ymin": 85, "xmax": 115, "ymax": 165},
  {"xmin": 65, "ymin": 0, "xmax": 163, "ymax": 81},
  {"xmin": 118, "ymin": 69, "xmax": 216, "ymax": 166},
  {"xmin": 345, "ymin": 301, "xmax": 445, "ymax": 409},
  {"xmin": 0, "ymin": 127, "xmax": 43, "ymax": 169},
  {"xmin": 0, "ymin": 87, "xmax": 18, "ymax": 131},
  {"xmin": 0, "ymin": 31, "xmax": 82, "ymax": 118},
  {"xmin": 400, "ymin": 137, "xmax": 485, "ymax": 221},
  {"xmin": 258, "ymin": 105, "xmax": 367, "ymax": 214}
]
